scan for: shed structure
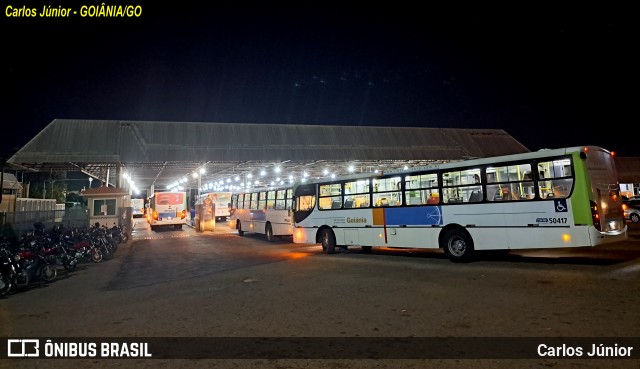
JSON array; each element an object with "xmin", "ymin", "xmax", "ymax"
[{"xmin": 7, "ymin": 119, "xmax": 531, "ymax": 194}]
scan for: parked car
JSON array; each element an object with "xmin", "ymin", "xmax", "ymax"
[
  {"xmin": 623, "ymin": 202, "xmax": 640, "ymax": 223},
  {"xmin": 623, "ymin": 194, "xmax": 640, "ymax": 200}
]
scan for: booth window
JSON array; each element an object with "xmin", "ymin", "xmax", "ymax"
[{"xmin": 93, "ymin": 198, "xmax": 116, "ymax": 216}]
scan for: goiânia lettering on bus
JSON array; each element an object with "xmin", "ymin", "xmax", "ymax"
[{"xmin": 346, "ymin": 217, "xmax": 367, "ymax": 224}]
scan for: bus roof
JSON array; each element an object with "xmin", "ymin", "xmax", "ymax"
[{"xmin": 295, "ymin": 146, "xmax": 611, "ymax": 184}]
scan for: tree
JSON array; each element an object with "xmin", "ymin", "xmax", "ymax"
[{"xmin": 66, "ymin": 192, "xmax": 87, "ymax": 205}]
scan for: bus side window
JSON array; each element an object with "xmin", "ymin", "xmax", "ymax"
[
  {"xmin": 551, "ymin": 179, "xmax": 572, "ymax": 198},
  {"xmin": 467, "ymin": 190, "xmax": 483, "ymax": 202}
]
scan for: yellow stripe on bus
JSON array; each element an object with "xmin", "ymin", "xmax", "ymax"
[{"xmin": 372, "ymin": 208, "xmax": 386, "ymax": 226}]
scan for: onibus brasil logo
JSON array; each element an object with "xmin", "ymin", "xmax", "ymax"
[{"xmin": 6, "ymin": 339, "xmax": 152, "ymax": 358}]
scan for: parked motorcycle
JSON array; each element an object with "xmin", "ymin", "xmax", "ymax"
[
  {"xmin": 89, "ymin": 224, "xmax": 114, "ymax": 261},
  {"xmin": 0, "ymin": 246, "xmax": 30, "ymax": 296},
  {"xmin": 63, "ymin": 233, "xmax": 103, "ymax": 264},
  {"xmin": 42, "ymin": 242, "xmax": 78, "ymax": 272},
  {"xmin": 14, "ymin": 229, "xmax": 59, "ymax": 285},
  {"xmin": 0, "ymin": 238, "xmax": 29, "ymax": 296},
  {"xmin": 43, "ymin": 225, "xmax": 79, "ymax": 272},
  {"xmin": 113, "ymin": 224, "xmax": 129, "ymax": 244},
  {"xmin": 16, "ymin": 246, "xmax": 57, "ymax": 285}
]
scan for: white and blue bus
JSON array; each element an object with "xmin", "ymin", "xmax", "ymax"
[
  {"xmin": 230, "ymin": 187, "xmax": 294, "ymax": 241},
  {"xmin": 147, "ymin": 191, "xmax": 187, "ymax": 231},
  {"xmin": 292, "ymin": 146, "xmax": 627, "ymax": 262}
]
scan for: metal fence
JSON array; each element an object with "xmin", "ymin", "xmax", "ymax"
[{"xmin": 0, "ymin": 207, "xmax": 90, "ymax": 240}]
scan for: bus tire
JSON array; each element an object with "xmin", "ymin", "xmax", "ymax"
[
  {"xmin": 265, "ymin": 223, "xmax": 274, "ymax": 242},
  {"xmin": 362, "ymin": 246, "xmax": 372, "ymax": 254},
  {"xmin": 441, "ymin": 228, "xmax": 474, "ymax": 263},
  {"xmin": 237, "ymin": 221, "xmax": 245, "ymax": 236},
  {"xmin": 320, "ymin": 228, "xmax": 336, "ymax": 254}
]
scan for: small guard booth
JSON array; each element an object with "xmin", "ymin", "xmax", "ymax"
[{"xmin": 81, "ymin": 186, "xmax": 132, "ymax": 233}]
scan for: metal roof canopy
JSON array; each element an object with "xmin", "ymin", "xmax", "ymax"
[{"xmin": 8, "ymin": 119, "xmax": 530, "ymax": 194}]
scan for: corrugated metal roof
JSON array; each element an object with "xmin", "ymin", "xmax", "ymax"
[
  {"xmin": 8, "ymin": 119, "xmax": 531, "ymax": 191},
  {"xmin": 1, "ymin": 173, "xmax": 23, "ymax": 190}
]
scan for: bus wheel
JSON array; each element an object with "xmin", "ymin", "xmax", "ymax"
[
  {"xmin": 320, "ymin": 228, "xmax": 336, "ymax": 254},
  {"xmin": 362, "ymin": 246, "xmax": 372, "ymax": 254},
  {"xmin": 441, "ymin": 228, "xmax": 474, "ymax": 263},
  {"xmin": 237, "ymin": 221, "xmax": 245, "ymax": 236},
  {"xmin": 265, "ymin": 223, "xmax": 274, "ymax": 242}
]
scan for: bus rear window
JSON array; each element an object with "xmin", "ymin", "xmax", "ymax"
[{"xmin": 156, "ymin": 193, "xmax": 184, "ymax": 205}]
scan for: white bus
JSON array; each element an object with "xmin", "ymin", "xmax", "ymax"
[
  {"xmin": 196, "ymin": 192, "xmax": 232, "ymax": 221},
  {"xmin": 147, "ymin": 191, "xmax": 187, "ymax": 231},
  {"xmin": 230, "ymin": 187, "xmax": 294, "ymax": 241},
  {"xmin": 131, "ymin": 198, "xmax": 145, "ymax": 218},
  {"xmin": 292, "ymin": 146, "xmax": 627, "ymax": 262}
]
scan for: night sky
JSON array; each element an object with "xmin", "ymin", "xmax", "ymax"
[{"xmin": 1, "ymin": 3, "xmax": 636, "ymax": 160}]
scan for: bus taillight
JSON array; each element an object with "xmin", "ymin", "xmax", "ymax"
[
  {"xmin": 181, "ymin": 210, "xmax": 186, "ymax": 219},
  {"xmin": 590, "ymin": 201, "xmax": 601, "ymax": 231},
  {"xmin": 153, "ymin": 210, "xmax": 158, "ymax": 221}
]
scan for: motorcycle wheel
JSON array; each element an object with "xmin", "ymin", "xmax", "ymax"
[
  {"xmin": 40, "ymin": 264, "xmax": 57, "ymax": 282},
  {"xmin": 13, "ymin": 269, "xmax": 30, "ymax": 290},
  {"xmin": 120, "ymin": 231, "xmax": 129, "ymax": 243},
  {"xmin": 101, "ymin": 246, "xmax": 113, "ymax": 260},
  {"xmin": 0, "ymin": 274, "xmax": 12, "ymax": 296},
  {"xmin": 63, "ymin": 257, "xmax": 78, "ymax": 272},
  {"xmin": 91, "ymin": 249, "xmax": 103, "ymax": 263},
  {"xmin": 109, "ymin": 240, "xmax": 119, "ymax": 253}
]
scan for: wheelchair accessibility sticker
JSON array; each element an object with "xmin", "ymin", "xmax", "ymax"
[
  {"xmin": 536, "ymin": 199, "xmax": 569, "ymax": 224},
  {"xmin": 554, "ymin": 199, "xmax": 568, "ymax": 212}
]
